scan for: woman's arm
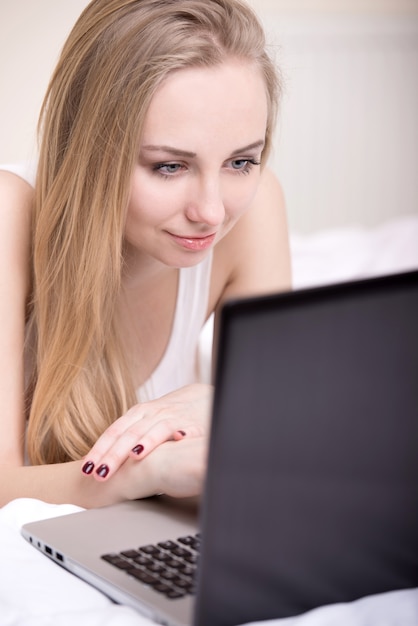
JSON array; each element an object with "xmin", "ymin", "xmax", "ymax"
[
  {"xmin": 0, "ymin": 171, "xmax": 32, "ymax": 466},
  {"xmin": 0, "ymin": 173, "xmax": 90, "ymax": 507},
  {"xmin": 0, "ymin": 447, "xmax": 204, "ymax": 508}
]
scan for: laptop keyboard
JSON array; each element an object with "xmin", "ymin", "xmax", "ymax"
[{"xmin": 101, "ymin": 533, "xmax": 200, "ymax": 599}]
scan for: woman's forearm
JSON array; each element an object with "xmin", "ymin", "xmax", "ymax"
[{"xmin": 0, "ymin": 458, "xmax": 157, "ymax": 508}]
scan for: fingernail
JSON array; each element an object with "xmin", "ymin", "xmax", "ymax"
[
  {"xmin": 82, "ymin": 461, "xmax": 95, "ymax": 475},
  {"xmin": 96, "ymin": 464, "xmax": 109, "ymax": 478},
  {"xmin": 132, "ymin": 444, "xmax": 144, "ymax": 455},
  {"xmin": 177, "ymin": 430, "xmax": 186, "ymax": 437}
]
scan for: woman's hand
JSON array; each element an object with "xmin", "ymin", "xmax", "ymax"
[
  {"xmin": 81, "ymin": 383, "xmax": 213, "ymax": 482},
  {"xmin": 119, "ymin": 436, "xmax": 209, "ymax": 500}
]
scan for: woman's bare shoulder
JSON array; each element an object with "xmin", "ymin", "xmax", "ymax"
[
  {"xmin": 0, "ymin": 168, "xmax": 33, "ymax": 231},
  {"xmin": 0, "ymin": 169, "xmax": 33, "ymax": 290},
  {"xmin": 0, "ymin": 170, "xmax": 33, "ymax": 239},
  {"xmin": 0, "ymin": 168, "xmax": 34, "ymax": 203}
]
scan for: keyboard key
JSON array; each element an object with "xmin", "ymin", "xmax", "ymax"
[
  {"xmin": 174, "ymin": 577, "xmax": 191, "ymax": 589},
  {"xmin": 101, "ymin": 553, "xmax": 121, "ymax": 564},
  {"xmin": 133, "ymin": 555, "xmax": 152, "ymax": 566},
  {"xmin": 171, "ymin": 547, "xmax": 191, "ymax": 558},
  {"xmin": 177, "ymin": 536, "xmax": 195, "ymax": 546},
  {"xmin": 154, "ymin": 552, "xmax": 174, "ymax": 563},
  {"xmin": 120, "ymin": 549, "xmax": 140, "ymax": 559},
  {"xmin": 160, "ymin": 569, "xmax": 178, "ymax": 581},
  {"xmin": 184, "ymin": 554, "xmax": 198, "ymax": 565},
  {"xmin": 139, "ymin": 545, "xmax": 161, "ymax": 555},
  {"xmin": 129, "ymin": 569, "xmax": 158, "ymax": 585},
  {"xmin": 153, "ymin": 582, "xmax": 172, "ymax": 594},
  {"xmin": 165, "ymin": 558, "xmax": 183, "ymax": 569},
  {"xmin": 101, "ymin": 555, "xmax": 132, "ymax": 570},
  {"xmin": 145, "ymin": 562, "xmax": 166, "ymax": 573}
]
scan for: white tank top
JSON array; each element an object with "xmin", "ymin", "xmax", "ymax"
[
  {"xmin": 1, "ymin": 161, "xmax": 214, "ymax": 402},
  {"xmin": 137, "ymin": 253, "xmax": 213, "ymax": 402}
]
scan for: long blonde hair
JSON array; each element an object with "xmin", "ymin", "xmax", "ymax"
[{"xmin": 26, "ymin": 0, "xmax": 281, "ymax": 464}]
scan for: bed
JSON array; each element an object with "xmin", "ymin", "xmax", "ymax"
[{"xmin": 1, "ymin": 214, "xmax": 417, "ymax": 626}]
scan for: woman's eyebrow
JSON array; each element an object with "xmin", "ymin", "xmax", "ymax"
[
  {"xmin": 142, "ymin": 145, "xmax": 196, "ymax": 158},
  {"xmin": 141, "ymin": 139, "xmax": 265, "ymax": 159},
  {"xmin": 229, "ymin": 140, "xmax": 265, "ymax": 156}
]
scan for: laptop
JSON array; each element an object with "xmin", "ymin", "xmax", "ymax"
[{"xmin": 22, "ymin": 269, "xmax": 418, "ymax": 626}]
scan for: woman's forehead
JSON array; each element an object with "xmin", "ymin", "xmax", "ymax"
[{"xmin": 139, "ymin": 61, "xmax": 269, "ymax": 153}]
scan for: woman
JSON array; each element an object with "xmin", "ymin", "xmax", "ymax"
[{"xmin": 0, "ymin": 0, "xmax": 290, "ymax": 507}]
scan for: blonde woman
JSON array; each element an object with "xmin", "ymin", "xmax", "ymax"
[{"xmin": 0, "ymin": 0, "xmax": 290, "ymax": 507}]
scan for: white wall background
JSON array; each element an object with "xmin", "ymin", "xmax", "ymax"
[
  {"xmin": 1, "ymin": 0, "xmax": 417, "ymax": 232},
  {"xmin": 250, "ymin": 0, "xmax": 418, "ymax": 231}
]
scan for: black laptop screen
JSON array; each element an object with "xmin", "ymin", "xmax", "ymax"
[{"xmin": 195, "ymin": 271, "xmax": 418, "ymax": 626}]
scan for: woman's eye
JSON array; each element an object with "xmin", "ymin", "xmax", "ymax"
[
  {"xmin": 230, "ymin": 158, "xmax": 261, "ymax": 174},
  {"xmin": 231, "ymin": 159, "xmax": 248, "ymax": 170},
  {"xmin": 153, "ymin": 163, "xmax": 183, "ymax": 176}
]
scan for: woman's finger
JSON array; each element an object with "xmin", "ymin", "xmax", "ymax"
[
  {"xmin": 129, "ymin": 417, "xmax": 206, "ymax": 460},
  {"xmin": 81, "ymin": 406, "xmax": 146, "ymax": 476},
  {"xmin": 88, "ymin": 414, "xmax": 206, "ymax": 481}
]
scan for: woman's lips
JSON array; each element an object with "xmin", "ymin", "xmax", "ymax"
[{"xmin": 167, "ymin": 232, "xmax": 216, "ymax": 251}]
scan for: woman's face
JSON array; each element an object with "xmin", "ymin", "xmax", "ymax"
[{"xmin": 125, "ymin": 60, "xmax": 269, "ymax": 268}]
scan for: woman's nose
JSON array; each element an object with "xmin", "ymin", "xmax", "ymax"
[{"xmin": 185, "ymin": 179, "xmax": 225, "ymax": 227}]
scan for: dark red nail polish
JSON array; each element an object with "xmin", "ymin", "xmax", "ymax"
[
  {"xmin": 96, "ymin": 464, "xmax": 109, "ymax": 478},
  {"xmin": 178, "ymin": 430, "xmax": 186, "ymax": 437},
  {"xmin": 132, "ymin": 444, "xmax": 144, "ymax": 455},
  {"xmin": 82, "ymin": 461, "xmax": 95, "ymax": 475}
]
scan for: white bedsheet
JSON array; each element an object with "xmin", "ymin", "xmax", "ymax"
[
  {"xmin": 290, "ymin": 214, "xmax": 418, "ymax": 289},
  {"xmin": 1, "ymin": 214, "xmax": 417, "ymax": 626},
  {"xmin": 1, "ymin": 498, "xmax": 418, "ymax": 626}
]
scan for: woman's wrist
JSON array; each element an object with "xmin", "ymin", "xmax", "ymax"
[
  {"xmin": 77, "ymin": 455, "xmax": 161, "ymax": 507},
  {"xmin": 121, "ymin": 454, "xmax": 163, "ymax": 500}
]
